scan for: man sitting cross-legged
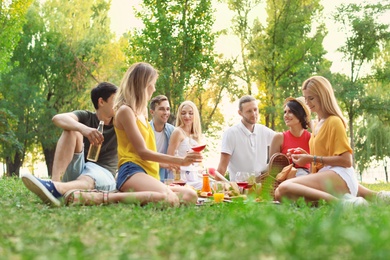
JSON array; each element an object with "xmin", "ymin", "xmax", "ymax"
[{"xmin": 22, "ymin": 82, "xmax": 118, "ymax": 207}]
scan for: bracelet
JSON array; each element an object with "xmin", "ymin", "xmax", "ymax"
[
  {"xmin": 320, "ymin": 156, "xmax": 324, "ymax": 164},
  {"xmin": 313, "ymin": 155, "xmax": 317, "ymax": 164}
]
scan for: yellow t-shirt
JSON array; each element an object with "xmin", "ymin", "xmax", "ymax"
[
  {"xmin": 310, "ymin": 115, "xmax": 352, "ymax": 172},
  {"xmin": 115, "ymin": 118, "xmax": 160, "ymax": 180}
]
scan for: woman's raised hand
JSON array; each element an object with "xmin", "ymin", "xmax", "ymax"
[
  {"xmin": 291, "ymin": 153, "xmax": 312, "ymax": 166},
  {"xmin": 182, "ymin": 151, "xmax": 203, "ymax": 166},
  {"xmin": 286, "ymin": 147, "xmax": 308, "ymax": 159}
]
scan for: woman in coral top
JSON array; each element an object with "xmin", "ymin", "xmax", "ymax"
[
  {"xmin": 274, "ymin": 76, "xmax": 365, "ymax": 204},
  {"xmin": 269, "ymin": 97, "xmax": 311, "ymax": 177}
]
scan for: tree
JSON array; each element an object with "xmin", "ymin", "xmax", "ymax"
[
  {"xmin": 354, "ymin": 40, "xmax": 390, "ymax": 181},
  {"xmin": 184, "ymin": 57, "xmax": 237, "ymax": 133},
  {"xmin": 0, "ymin": 0, "xmax": 33, "ymax": 73},
  {"xmin": 249, "ymin": 0, "xmax": 327, "ymax": 130},
  {"xmin": 333, "ymin": 2, "xmax": 390, "ymax": 152},
  {"xmin": 0, "ymin": 0, "xmax": 121, "ymax": 176},
  {"xmin": 225, "ymin": 0, "xmax": 262, "ymax": 96},
  {"xmin": 128, "ymin": 0, "xmax": 216, "ymax": 118},
  {"xmin": 0, "ymin": 0, "xmax": 33, "ymax": 173},
  {"xmin": 355, "ymin": 115, "xmax": 390, "ymax": 181}
]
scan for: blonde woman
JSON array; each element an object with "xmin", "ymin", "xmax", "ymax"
[
  {"xmin": 113, "ymin": 62, "xmax": 204, "ymax": 206},
  {"xmin": 275, "ymin": 76, "xmax": 367, "ymax": 205},
  {"xmin": 167, "ymin": 101, "xmax": 203, "ymax": 157},
  {"xmin": 167, "ymin": 101, "xmax": 203, "ymax": 187}
]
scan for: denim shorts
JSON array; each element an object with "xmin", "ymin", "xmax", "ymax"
[
  {"xmin": 62, "ymin": 148, "xmax": 116, "ymax": 192},
  {"xmin": 116, "ymin": 162, "xmax": 147, "ymax": 190}
]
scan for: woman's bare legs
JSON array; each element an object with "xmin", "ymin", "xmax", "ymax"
[
  {"xmin": 275, "ymin": 171, "xmax": 350, "ymax": 203},
  {"xmin": 120, "ymin": 172, "xmax": 179, "ymax": 206},
  {"xmin": 169, "ymin": 185, "xmax": 198, "ymax": 205},
  {"xmin": 357, "ymin": 184, "xmax": 377, "ymax": 201},
  {"xmin": 65, "ymin": 173, "xmax": 198, "ymax": 206}
]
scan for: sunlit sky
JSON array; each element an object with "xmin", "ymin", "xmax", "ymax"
[{"xmin": 108, "ymin": 0, "xmax": 388, "ymax": 75}]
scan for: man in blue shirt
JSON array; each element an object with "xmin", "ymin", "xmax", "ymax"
[{"xmin": 149, "ymin": 95, "xmax": 175, "ymax": 182}]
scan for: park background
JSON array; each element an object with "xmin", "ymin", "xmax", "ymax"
[{"xmin": 0, "ymin": 0, "xmax": 389, "ymax": 183}]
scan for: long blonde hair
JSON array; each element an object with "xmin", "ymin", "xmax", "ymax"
[
  {"xmin": 114, "ymin": 62, "xmax": 158, "ymax": 115},
  {"xmin": 302, "ymin": 76, "xmax": 347, "ymax": 128},
  {"xmin": 176, "ymin": 101, "xmax": 202, "ymax": 141}
]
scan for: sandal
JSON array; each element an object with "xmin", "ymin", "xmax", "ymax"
[{"xmin": 63, "ymin": 189, "xmax": 109, "ymax": 206}]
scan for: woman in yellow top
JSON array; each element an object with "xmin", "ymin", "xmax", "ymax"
[
  {"xmin": 274, "ymin": 76, "xmax": 365, "ymax": 205},
  {"xmin": 113, "ymin": 62, "xmax": 203, "ymax": 206}
]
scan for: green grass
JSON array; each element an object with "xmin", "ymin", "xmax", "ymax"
[{"xmin": 2, "ymin": 178, "xmax": 390, "ymax": 259}]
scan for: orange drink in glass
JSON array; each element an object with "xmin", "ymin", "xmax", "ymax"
[
  {"xmin": 213, "ymin": 181, "xmax": 225, "ymax": 203},
  {"xmin": 213, "ymin": 192, "xmax": 224, "ymax": 203}
]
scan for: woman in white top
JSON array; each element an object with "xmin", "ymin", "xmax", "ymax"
[
  {"xmin": 167, "ymin": 101, "xmax": 203, "ymax": 186},
  {"xmin": 168, "ymin": 101, "xmax": 203, "ymax": 156}
]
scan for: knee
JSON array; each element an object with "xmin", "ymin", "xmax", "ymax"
[
  {"xmin": 274, "ymin": 182, "xmax": 291, "ymax": 201},
  {"xmin": 60, "ymin": 130, "xmax": 83, "ymax": 144},
  {"xmin": 179, "ymin": 188, "xmax": 198, "ymax": 205},
  {"xmin": 165, "ymin": 191, "xmax": 180, "ymax": 207},
  {"xmin": 76, "ymin": 176, "xmax": 96, "ymax": 190}
]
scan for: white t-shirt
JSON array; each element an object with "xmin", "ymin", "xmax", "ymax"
[
  {"xmin": 221, "ymin": 121, "xmax": 275, "ymax": 176},
  {"xmin": 154, "ymin": 130, "xmax": 166, "ymax": 154}
]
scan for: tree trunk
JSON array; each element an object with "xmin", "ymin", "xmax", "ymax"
[
  {"xmin": 43, "ymin": 147, "xmax": 55, "ymax": 177},
  {"xmin": 6, "ymin": 152, "xmax": 23, "ymax": 177},
  {"xmin": 349, "ymin": 114, "xmax": 355, "ymax": 168}
]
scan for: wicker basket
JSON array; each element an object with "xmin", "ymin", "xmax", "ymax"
[{"xmin": 256, "ymin": 153, "xmax": 290, "ymax": 200}]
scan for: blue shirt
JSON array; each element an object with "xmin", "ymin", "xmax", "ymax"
[{"xmin": 149, "ymin": 120, "xmax": 175, "ymax": 181}]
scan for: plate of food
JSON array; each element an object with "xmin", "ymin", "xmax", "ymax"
[{"xmin": 198, "ymin": 191, "xmax": 213, "ymax": 198}]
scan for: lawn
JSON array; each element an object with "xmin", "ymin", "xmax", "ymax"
[{"xmin": 2, "ymin": 178, "xmax": 390, "ymax": 259}]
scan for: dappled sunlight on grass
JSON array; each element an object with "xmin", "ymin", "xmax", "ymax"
[{"xmin": 2, "ymin": 178, "xmax": 390, "ymax": 258}]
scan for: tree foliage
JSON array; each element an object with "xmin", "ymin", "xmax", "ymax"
[
  {"xmin": 128, "ymin": 0, "xmax": 216, "ymax": 119},
  {"xmin": 0, "ymin": 0, "xmax": 120, "ymax": 176},
  {"xmin": 249, "ymin": 0, "xmax": 328, "ymax": 130},
  {"xmin": 225, "ymin": 0, "xmax": 262, "ymax": 96},
  {"xmin": 333, "ymin": 2, "xmax": 390, "ymax": 153},
  {"xmin": 0, "ymin": 0, "xmax": 33, "ymax": 73},
  {"xmin": 354, "ymin": 41, "xmax": 390, "ymax": 178}
]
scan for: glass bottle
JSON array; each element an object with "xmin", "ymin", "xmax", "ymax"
[
  {"xmin": 86, "ymin": 120, "xmax": 104, "ymax": 162},
  {"xmin": 201, "ymin": 174, "xmax": 211, "ymax": 193}
]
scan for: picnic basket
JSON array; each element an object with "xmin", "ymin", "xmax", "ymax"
[{"xmin": 256, "ymin": 153, "xmax": 290, "ymax": 200}]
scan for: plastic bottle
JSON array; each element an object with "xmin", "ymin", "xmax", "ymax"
[{"xmin": 86, "ymin": 121, "xmax": 104, "ymax": 162}]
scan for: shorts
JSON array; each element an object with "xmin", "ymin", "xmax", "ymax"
[
  {"xmin": 116, "ymin": 162, "xmax": 147, "ymax": 190},
  {"xmin": 62, "ymin": 149, "xmax": 116, "ymax": 192},
  {"xmin": 319, "ymin": 165, "xmax": 358, "ymax": 196}
]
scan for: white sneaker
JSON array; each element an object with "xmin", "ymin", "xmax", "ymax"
[
  {"xmin": 376, "ymin": 191, "xmax": 390, "ymax": 203},
  {"xmin": 341, "ymin": 193, "xmax": 369, "ymax": 207}
]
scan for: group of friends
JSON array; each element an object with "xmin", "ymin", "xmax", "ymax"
[{"xmin": 21, "ymin": 62, "xmax": 390, "ymax": 207}]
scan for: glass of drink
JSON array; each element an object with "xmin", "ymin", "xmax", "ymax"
[
  {"xmin": 236, "ymin": 172, "xmax": 249, "ymax": 188},
  {"xmin": 213, "ymin": 181, "xmax": 225, "ymax": 203},
  {"xmin": 236, "ymin": 172, "xmax": 249, "ymax": 194},
  {"xmin": 165, "ymin": 170, "xmax": 174, "ymax": 186}
]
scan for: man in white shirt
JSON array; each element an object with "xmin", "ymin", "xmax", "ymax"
[{"xmin": 217, "ymin": 95, "xmax": 275, "ymax": 179}]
